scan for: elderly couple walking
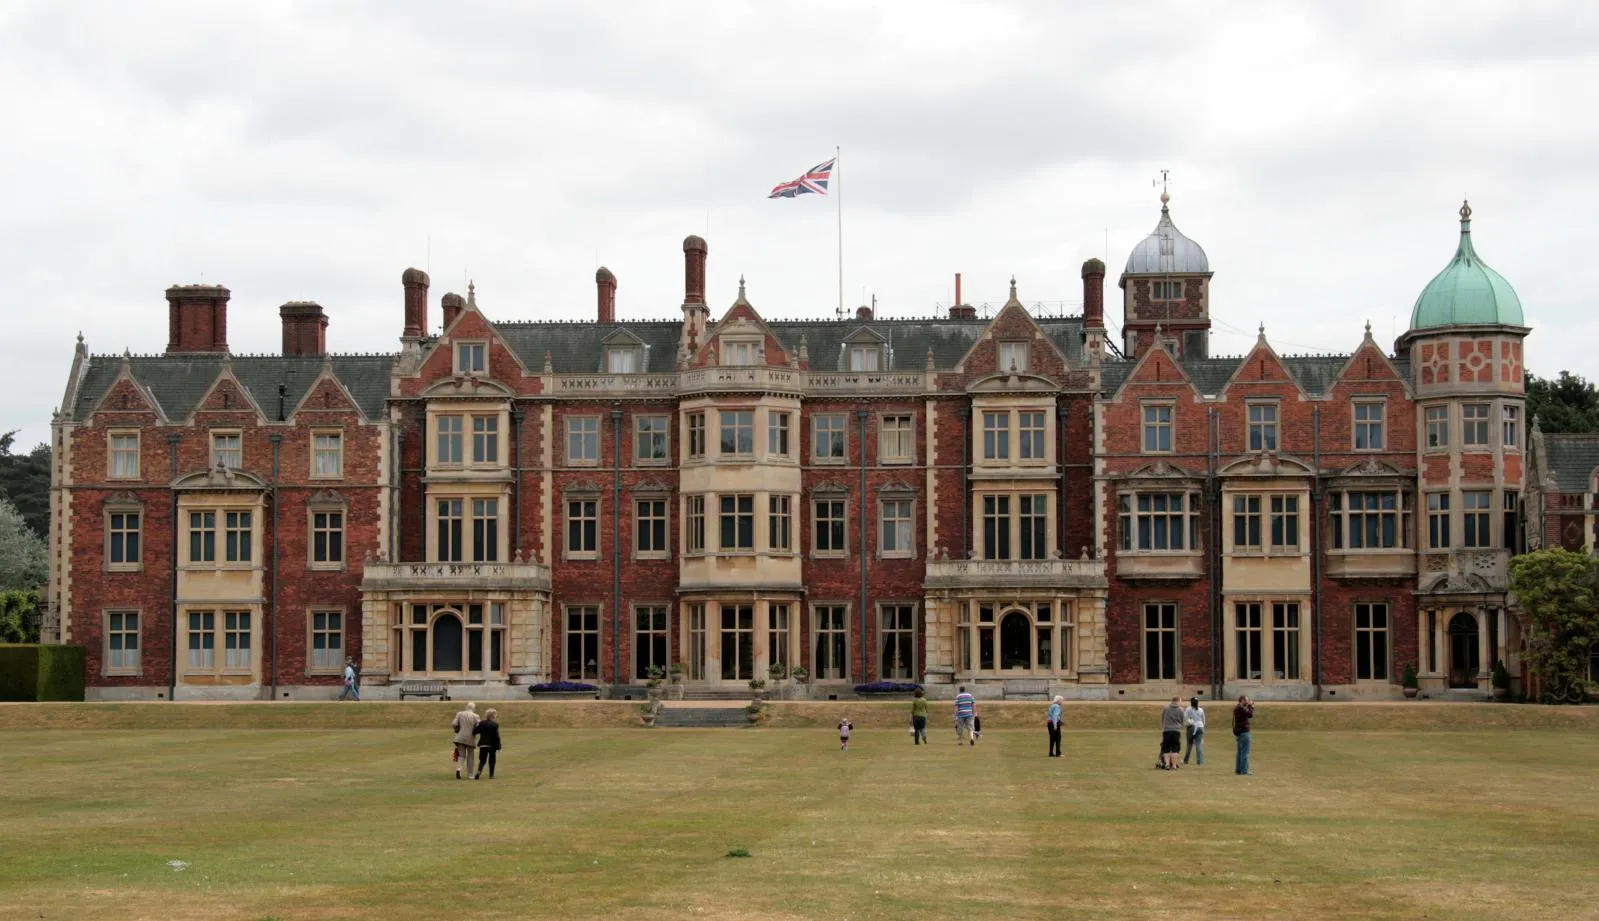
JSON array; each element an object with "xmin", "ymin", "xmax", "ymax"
[{"xmin": 451, "ymin": 702, "xmax": 503, "ymax": 780}]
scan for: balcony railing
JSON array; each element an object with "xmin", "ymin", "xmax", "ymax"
[
  {"xmin": 360, "ymin": 560, "xmax": 552, "ymax": 592},
  {"xmin": 678, "ymin": 366, "xmax": 803, "ymax": 393},
  {"xmin": 924, "ymin": 557, "xmax": 1106, "ymax": 590},
  {"xmin": 806, "ymin": 371, "xmax": 929, "ymax": 394},
  {"xmin": 545, "ymin": 368, "xmax": 931, "ymax": 397},
  {"xmin": 548, "ymin": 373, "xmax": 678, "ymax": 397}
]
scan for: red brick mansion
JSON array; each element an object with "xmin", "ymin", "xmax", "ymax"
[{"xmin": 47, "ymin": 196, "xmax": 1536, "ymax": 701}]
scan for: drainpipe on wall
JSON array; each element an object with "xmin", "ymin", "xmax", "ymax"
[
  {"xmin": 1058, "ymin": 403, "xmax": 1071, "ymax": 556},
  {"xmin": 270, "ymin": 434, "xmax": 282, "ymax": 700},
  {"xmin": 167, "ymin": 434, "xmax": 180, "ymax": 702},
  {"xmin": 1312, "ymin": 405, "xmax": 1323, "ymax": 701},
  {"xmin": 1207, "ymin": 409, "xmax": 1221, "ymax": 702},
  {"xmin": 612, "ymin": 407, "xmax": 623, "ymax": 686},
  {"xmin": 857, "ymin": 408, "xmax": 869, "ymax": 683},
  {"xmin": 391, "ymin": 426, "xmax": 403, "ymax": 563}
]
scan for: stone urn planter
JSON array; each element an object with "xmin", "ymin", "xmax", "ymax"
[
  {"xmin": 745, "ymin": 702, "xmax": 763, "ymax": 724},
  {"xmin": 668, "ymin": 665, "xmax": 687, "ymax": 700},
  {"xmin": 1401, "ymin": 665, "xmax": 1419, "ymax": 699}
]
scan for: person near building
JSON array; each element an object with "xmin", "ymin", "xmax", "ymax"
[
  {"xmin": 338, "ymin": 657, "xmax": 360, "ymax": 701},
  {"xmin": 452, "ymin": 702, "xmax": 479, "ymax": 780},
  {"xmin": 910, "ymin": 690, "xmax": 929, "ymax": 745},
  {"xmin": 1233, "ymin": 695, "xmax": 1255, "ymax": 775},
  {"xmin": 1045, "ymin": 695, "xmax": 1064, "ymax": 758},
  {"xmin": 954, "ymin": 686, "xmax": 976, "ymax": 745},
  {"xmin": 1160, "ymin": 696, "xmax": 1184, "ymax": 770},
  {"xmin": 1183, "ymin": 696, "xmax": 1206, "ymax": 765},
  {"xmin": 838, "ymin": 717, "xmax": 853, "ymax": 752},
  {"xmin": 473, "ymin": 708, "xmax": 502, "ymax": 780}
]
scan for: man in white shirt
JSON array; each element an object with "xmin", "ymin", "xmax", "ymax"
[
  {"xmin": 339, "ymin": 657, "xmax": 360, "ymax": 701},
  {"xmin": 1183, "ymin": 696, "xmax": 1206, "ymax": 765}
]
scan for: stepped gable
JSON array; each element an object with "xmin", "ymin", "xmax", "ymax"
[{"xmin": 70, "ymin": 353, "xmax": 394, "ymax": 423}]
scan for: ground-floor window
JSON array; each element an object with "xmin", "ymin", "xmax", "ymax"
[
  {"xmin": 394, "ymin": 603, "xmax": 509, "ymax": 676},
  {"xmin": 768, "ymin": 604, "xmax": 790, "ymax": 673},
  {"xmin": 1232, "ymin": 600, "xmax": 1304, "ymax": 682},
  {"xmin": 1354, "ymin": 603, "xmax": 1390, "ymax": 681},
  {"xmin": 635, "ymin": 605, "xmax": 669, "ymax": 680},
  {"xmin": 310, "ymin": 610, "xmax": 343, "ymax": 673},
  {"xmin": 879, "ymin": 604, "xmax": 916, "ymax": 679},
  {"xmin": 814, "ymin": 604, "xmax": 848, "ymax": 680},
  {"xmin": 721, "ymin": 604, "xmax": 755, "ymax": 680},
  {"xmin": 184, "ymin": 609, "xmax": 254, "ymax": 675},
  {"xmin": 687, "ymin": 603, "xmax": 707, "ymax": 680},
  {"xmin": 106, "ymin": 610, "xmax": 140, "ymax": 674},
  {"xmin": 954, "ymin": 600, "xmax": 1075, "ymax": 675},
  {"xmin": 1143, "ymin": 603, "xmax": 1178, "ymax": 680},
  {"xmin": 565, "ymin": 605, "xmax": 600, "ymax": 680}
]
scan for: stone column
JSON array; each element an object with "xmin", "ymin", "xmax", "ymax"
[{"xmin": 1476, "ymin": 607, "xmax": 1491, "ymax": 685}]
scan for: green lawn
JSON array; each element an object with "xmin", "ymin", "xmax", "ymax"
[{"xmin": 5, "ymin": 723, "xmax": 1599, "ymax": 921}]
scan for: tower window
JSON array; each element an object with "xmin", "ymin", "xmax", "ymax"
[{"xmin": 1152, "ymin": 281, "xmax": 1182, "ymax": 301}]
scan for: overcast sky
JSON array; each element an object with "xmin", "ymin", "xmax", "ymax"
[{"xmin": 3, "ymin": 0, "xmax": 1597, "ymax": 449}]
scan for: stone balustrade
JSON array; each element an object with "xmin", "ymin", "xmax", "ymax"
[{"xmin": 924, "ymin": 557, "xmax": 1107, "ymax": 590}]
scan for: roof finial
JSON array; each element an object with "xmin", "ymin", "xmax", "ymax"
[
  {"xmin": 738, "ymin": 274, "xmax": 746, "ymax": 297},
  {"xmin": 1364, "ymin": 319, "xmax": 1373, "ymax": 341},
  {"xmin": 466, "ymin": 280, "xmax": 476, "ymax": 309},
  {"xmin": 1460, "ymin": 199, "xmax": 1472, "ymax": 223},
  {"xmin": 1154, "ymin": 168, "xmax": 1171, "ymax": 210},
  {"xmin": 1257, "ymin": 322, "xmax": 1267, "ymax": 344},
  {"xmin": 1008, "ymin": 275, "xmax": 1018, "ymax": 303}
]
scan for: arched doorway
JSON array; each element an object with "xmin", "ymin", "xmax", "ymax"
[
  {"xmin": 1000, "ymin": 611, "xmax": 1031, "ymax": 670},
  {"xmin": 1448, "ymin": 612, "xmax": 1479, "ymax": 688},
  {"xmin": 433, "ymin": 612, "xmax": 463, "ymax": 673}
]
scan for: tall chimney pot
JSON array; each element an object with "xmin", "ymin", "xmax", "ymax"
[
  {"xmin": 280, "ymin": 301, "xmax": 328, "ymax": 356},
  {"xmin": 402, "ymin": 268, "xmax": 430, "ymax": 338},
  {"xmin": 682, "ymin": 235, "xmax": 708, "ymax": 305},
  {"xmin": 1081, "ymin": 258, "xmax": 1106, "ymax": 329},
  {"xmin": 596, "ymin": 266, "xmax": 617, "ymax": 323},
  {"xmin": 165, "ymin": 284, "xmax": 231, "ymax": 353},
  {"xmin": 441, "ymin": 292, "xmax": 465, "ymax": 331}
]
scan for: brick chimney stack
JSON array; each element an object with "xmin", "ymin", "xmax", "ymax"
[
  {"xmin": 165, "ymin": 284, "xmax": 231, "ymax": 353},
  {"xmin": 683, "ymin": 235, "xmax": 708, "ymax": 305},
  {"xmin": 596, "ymin": 267, "xmax": 617, "ymax": 323},
  {"xmin": 402, "ymin": 268, "xmax": 429, "ymax": 338},
  {"xmin": 280, "ymin": 301, "xmax": 328, "ymax": 356},
  {"xmin": 441, "ymin": 292, "xmax": 465, "ymax": 330},
  {"xmin": 1081, "ymin": 258, "xmax": 1106, "ymax": 329}
]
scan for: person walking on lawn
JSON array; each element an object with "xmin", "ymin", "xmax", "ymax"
[
  {"xmin": 1233, "ymin": 695, "xmax": 1255, "ymax": 775},
  {"xmin": 910, "ymin": 689, "xmax": 929, "ymax": 745},
  {"xmin": 1045, "ymin": 695, "xmax": 1064, "ymax": 758},
  {"xmin": 452, "ymin": 702, "xmax": 479, "ymax": 780},
  {"xmin": 338, "ymin": 657, "xmax": 360, "ymax": 701},
  {"xmin": 473, "ymin": 708, "xmax": 502, "ymax": 780},
  {"xmin": 954, "ymin": 686, "xmax": 976, "ymax": 745},
  {"xmin": 1160, "ymin": 696, "xmax": 1184, "ymax": 770},
  {"xmin": 1184, "ymin": 696, "xmax": 1206, "ymax": 765}
]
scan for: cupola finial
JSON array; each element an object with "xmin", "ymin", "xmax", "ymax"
[{"xmin": 1460, "ymin": 199, "xmax": 1472, "ymax": 223}]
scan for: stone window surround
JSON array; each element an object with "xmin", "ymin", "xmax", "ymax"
[
  {"xmin": 103, "ymin": 493, "xmax": 144, "ymax": 573},
  {"xmin": 307, "ymin": 491, "xmax": 348, "ymax": 571},
  {"xmin": 306, "ymin": 606, "xmax": 346, "ymax": 676},
  {"xmin": 106, "ymin": 429, "xmax": 140, "ymax": 480},
  {"xmin": 102, "ymin": 608, "xmax": 142, "ymax": 677}
]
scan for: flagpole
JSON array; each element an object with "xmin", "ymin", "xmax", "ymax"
[{"xmin": 835, "ymin": 145, "xmax": 843, "ymax": 316}]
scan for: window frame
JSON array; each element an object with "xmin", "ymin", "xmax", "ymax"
[
  {"xmin": 223, "ymin": 510, "xmax": 253, "ymax": 565},
  {"xmin": 1424, "ymin": 405, "xmax": 1449, "ymax": 451},
  {"xmin": 811, "ymin": 603, "xmax": 850, "ymax": 681},
  {"xmin": 1461, "ymin": 402, "xmax": 1491, "ymax": 448},
  {"xmin": 454, "ymin": 341, "xmax": 488, "ymax": 375},
  {"xmin": 686, "ymin": 411, "xmax": 706, "ymax": 459},
  {"xmin": 997, "ymin": 340, "xmax": 1029, "ymax": 372},
  {"xmin": 879, "ymin": 413, "xmax": 914, "ymax": 465},
  {"xmin": 1353, "ymin": 602, "xmax": 1391, "ymax": 682},
  {"xmin": 107, "ymin": 430, "xmax": 140, "ymax": 480},
  {"xmin": 209, "ymin": 429, "xmax": 243, "ymax": 470},
  {"xmin": 718, "ymin": 409, "xmax": 755, "ymax": 458},
  {"xmin": 606, "ymin": 346, "xmax": 640, "ymax": 374},
  {"xmin": 307, "ymin": 609, "xmax": 345, "ymax": 676},
  {"xmin": 1502, "ymin": 404, "xmax": 1521, "ymax": 450},
  {"xmin": 635, "ymin": 415, "xmax": 671, "ymax": 465},
  {"xmin": 768, "ymin": 494, "xmax": 793, "ymax": 553},
  {"xmin": 435, "ymin": 498, "xmax": 464, "ymax": 563},
  {"xmin": 718, "ymin": 493, "xmax": 756, "ymax": 552},
  {"xmin": 981, "ymin": 410, "xmax": 1010, "ymax": 461},
  {"xmin": 103, "ymin": 609, "xmax": 141, "ymax": 676},
  {"xmin": 1352, "ymin": 400, "xmax": 1386, "ymax": 452},
  {"xmin": 1151, "ymin": 280, "xmax": 1182, "ymax": 301},
  {"xmin": 1247, "ymin": 401, "xmax": 1279, "ymax": 453},
  {"xmin": 813, "ymin": 413, "xmax": 848, "ymax": 463},
  {"xmin": 566, "ymin": 415, "xmax": 601, "ymax": 466},
  {"xmin": 1117, "ymin": 491, "xmax": 1201, "ymax": 554},
  {"xmin": 878, "ymin": 603, "xmax": 918, "ymax": 680},
  {"xmin": 720, "ymin": 338, "xmax": 760, "ymax": 366},
  {"xmin": 1017, "ymin": 410, "xmax": 1047, "ymax": 462},
  {"xmin": 308, "ymin": 429, "xmax": 344, "ymax": 479},
  {"xmin": 1462, "ymin": 490, "xmax": 1493, "ymax": 548},
  {"xmin": 470, "ymin": 414, "xmax": 501, "ymax": 466},
  {"xmin": 565, "ymin": 496, "xmax": 600, "ymax": 559},
  {"xmin": 105, "ymin": 503, "xmax": 144, "ymax": 572},
  {"xmin": 1426, "ymin": 492, "xmax": 1451, "ymax": 550},
  {"xmin": 685, "ymin": 495, "xmax": 706, "ymax": 554},
  {"xmin": 768, "ymin": 410, "xmax": 791, "ymax": 458},
  {"xmin": 435, "ymin": 414, "xmax": 464, "ymax": 466},
  {"xmin": 633, "ymin": 604, "xmax": 670, "ymax": 681},
  {"xmin": 848, "ymin": 344, "xmax": 883, "ymax": 372},
  {"xmin": 1231, "ymin": 599, "xmax": 1307, "ymax": 684},
  {"xmin": 309, "ymin": 502, "xmax": 346, "ymax": 570},
  {"xmin": 1230, "ymin": 492, "xmax": 1300, "ymax": 554},
  {"xmin": 563, "ymin": 604, "xmax": 601, "ymax": 681},
  {"xmin": 1141, "ymin": 402, "xmax": 1174, "ymax": 454},
  {"xmin": 812, "ymin": 496, "xmax": 848, "ymax": 557},
  {"xmin": 1142, "ymin": 602, "xmax": 1179, "ymax": 681},
  {"xmin": 635, "ymin": 496, "xmax": 670, "ymax": 559},
  {"xmin": 1328, "ymin": 490, "xmax": 1411, "ymax": 551},
  {"xmin": 878, "ymin": 496, "xmax": 915, "ymax": 559}
]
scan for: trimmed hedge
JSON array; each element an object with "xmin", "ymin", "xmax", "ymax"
[{"xmin": 0, "ymin": 645, "xmax": 86, "ymax": 701}]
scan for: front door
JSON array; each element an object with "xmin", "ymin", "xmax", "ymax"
[{"xmin": 1448, "ymin": 612, "xmax": 1480, "ymax": 688}]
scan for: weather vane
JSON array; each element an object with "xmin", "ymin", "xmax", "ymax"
[{"xmin": 1153, "ymin": 169, "xmax": 1171, "ymax": 201}]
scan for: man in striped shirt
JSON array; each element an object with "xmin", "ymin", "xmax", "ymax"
[{"xmin": 953, "ymin": 686, "xmax": 977, "ymax": 745}]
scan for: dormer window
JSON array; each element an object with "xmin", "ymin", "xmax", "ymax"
[
  {"xmin": 607, "ymin": 347, "xmax": 640, "ymax": 374},
  {"xmin": 1152, "ymin": 281, "xmax": 1182, "ymax": 301},
  {"xmin": 998, "ymin": 341, "xmax": 1029, "ymax": 373},
  {"xmin": 848, "ymin": 345, "xmax": 882, "ymax": 372},
  {"xmin": 721, "ymin": 340, "xmax": 759, "ymax": 366},
  {"xmin": 455, "ymin": 342, "xmax": 487, "ymax": 375}
]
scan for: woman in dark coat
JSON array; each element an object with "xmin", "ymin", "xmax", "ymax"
[{"xmin": 473, "ymin": 708, "xmax": 502, "ymax": 780}]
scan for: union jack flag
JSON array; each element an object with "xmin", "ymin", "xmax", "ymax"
[{"xmin": 768, "ymin": 157, "xmax": 835, "ymax": 198}]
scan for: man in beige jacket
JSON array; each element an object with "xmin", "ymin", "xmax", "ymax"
[{"xmin": 452, "ymin": 702, "xmax": 479, "ymax": 780}]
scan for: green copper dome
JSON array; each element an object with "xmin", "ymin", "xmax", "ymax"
[{"xmin": 1409, "ymin": 201, "xmax": 1523, "ymax": 330}]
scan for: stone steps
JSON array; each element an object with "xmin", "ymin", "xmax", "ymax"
[{"xmin": 655, "ymin": 707, "xmax": 756, "ymax": 728}]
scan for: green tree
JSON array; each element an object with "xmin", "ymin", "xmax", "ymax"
[
  {"xmin": 0, "ymin": 430, "xmax": 50, "ymax": 540},
  {"xmin": 0, "ymin": 589, "xmax": 40, "ymax": 643},
  {"xmin": 1509, "ymin": 548, "xmax": 1599, "ymax": 704},
  {"xmin": 1525, "ymin": 372, "xmax": 1599, "ymax": 434},
  {"xmin": 0, "ymin": 496, "xmax": 46, "ymax": 592}
]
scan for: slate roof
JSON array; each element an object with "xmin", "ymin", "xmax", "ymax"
[
  {"xmin": 497, "ymin": 321, "xmax": 682, "ymax": 374},
  {"xmin": 69, "ymin": 354, "xmax": 395, "ymax": 423},
  {"xmin": 1539, "ymin": 433, "xmax": 1599, "ymax": 493},
  {"xmin": 1099, "ymin": 353, "xmax": 1411, "ymax": 398}
]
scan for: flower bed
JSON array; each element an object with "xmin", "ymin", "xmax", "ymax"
[
  {"xmin": 853, "ymin": 681, "xmax": 923, "ymax": 695},
  {"xmin": 528, "ymin": 681, "xmax": 602, "ymax": 699}
]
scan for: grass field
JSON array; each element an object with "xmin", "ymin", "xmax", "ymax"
[{"xmin": 5, "ymin": 705, "xmax": 1599, "ymax": 921}]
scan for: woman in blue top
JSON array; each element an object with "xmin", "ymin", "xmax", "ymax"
[{"xmin": 1045, "ymin": 695, "xmax": 1064, "ymax": 758}]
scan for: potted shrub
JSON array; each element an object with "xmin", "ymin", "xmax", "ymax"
[
  {"xmin": 667, "ymin": 663, "xmax": 686, "ymax": 700},
  {"xmin": 646, "ymin": 665, "xmax": 665, "ymax": 702},
  {"xmin": 790, "ymin": 665, "xmax": 809, "ymax": 683},
  {"xmin": 744, "ymin": 700, "xmax": 763, "ymax": 724},
  {"xmin": 639, "ymin": 703, "xmax": 657, "ymax": 727},
  {"xmin": 769, "ymin": 662, "xmax": 788, "ymax": 681},
  {"xmin": 1491, "ymin": 660, "xmax": 1510, "ymax": 700},
  {"xmin": 749, "ymin": 678, "xmax": 767, "ymax": 700},
  {"xmin": 1401, "ymin": 664, "xmax": 1419, "ymax": 699}
]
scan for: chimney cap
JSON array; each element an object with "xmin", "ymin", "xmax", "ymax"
[
  {"xmin": 441, "ymin": 292, "xmax": 466, "ymax": 308},
  {"xmin": 683, "ymin": 234, "xmax": 708, "ymax": 254},
  {"xmin": 402, "ymin": 267, "xmax": 430, "ymax": 286},
  {"xmin": 165, "ymin": 284, "xmax": 230, "ymax": 298},
  {"xmin": 596, "ymin": 266, "xmax": 616, "ymax": 283},
  {"xmin": 1081, "ymin": 258, "xmax": 1106, "ymax": 277},
  {"xmin": 279, "ymin": 301, "xmax": 326, "ymax": 316}
]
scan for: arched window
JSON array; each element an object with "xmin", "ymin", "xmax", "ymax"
[
  {"xmin": 391, "ymin": 602, "xmax": 509, "ymax": 676},
  {"xmin": 955, "ymin": 601, "xmax": 1075, "ymax": 675}
]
